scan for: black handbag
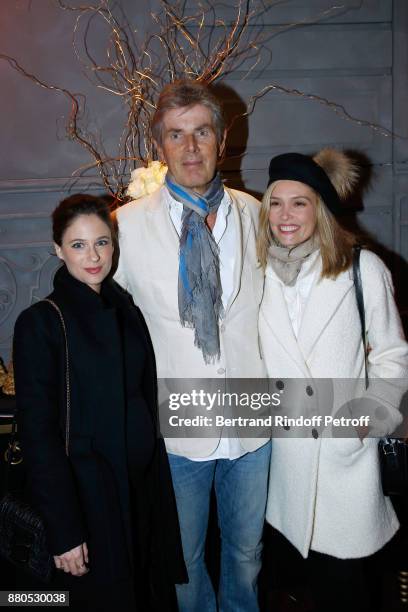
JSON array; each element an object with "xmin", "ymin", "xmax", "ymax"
[
  {"xmin": 353, "ymin": 247, "xmax": 408, "ymax": 496},
  {"xmin": 0, "ymin": 299, "xmax": 71, "ymax": 582},
  {"xmin": 0, "ymin": 491, "xmax": 54, "ymax": 583}
]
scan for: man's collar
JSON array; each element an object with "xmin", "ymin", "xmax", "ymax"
[{"xmin": 164, "ymin": 184, "xmax": 231, "ymax": 214}]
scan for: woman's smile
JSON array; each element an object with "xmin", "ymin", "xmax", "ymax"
[
  {"xmin": 84, "ymin": 266, "xmax": 103, "ymax": 274},
  {"xmin": 269, "ymin": 180, "xmax": 318, "ymax": 247},
  {"xmin": 277, "ymin": 224, "xmax": 300, "ymax": 233}
]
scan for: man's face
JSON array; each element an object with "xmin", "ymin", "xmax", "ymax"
[{"xmin": 156, "ymin": 104, "xmax": 226, "ymax": 194}]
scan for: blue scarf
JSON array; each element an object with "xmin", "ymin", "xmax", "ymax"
[{"xmin": 165, "ymin": 172, "xmax": 225, "ymax": 364}]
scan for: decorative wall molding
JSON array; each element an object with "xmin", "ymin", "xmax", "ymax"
[{"xmin": 0, "ymin": 177, "xmax": 105, "ymax": 195}]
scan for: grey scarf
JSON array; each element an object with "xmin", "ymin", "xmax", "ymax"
[
  {"xmin": 165, "ymin": 172, "xmax": 225, "ymax": 364},
  {"xmin": 267, "ymin": 236, "xmax": 319, "ymax": 286}
]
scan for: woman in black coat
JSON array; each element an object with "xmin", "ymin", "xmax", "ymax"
[{"xmin": 13, "ymin": 194, "xmax": 186, "ymax": 611}]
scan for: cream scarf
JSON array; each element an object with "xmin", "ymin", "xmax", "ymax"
[{"xmin": 267, "ymin": 235, "xmax": 319, "ymax": 286}]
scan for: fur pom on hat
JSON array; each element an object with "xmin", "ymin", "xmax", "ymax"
[{"xmin": 313, "ymin": 148, "xmax": 359, "ymax": 200}]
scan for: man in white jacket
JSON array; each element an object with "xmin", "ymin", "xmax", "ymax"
[{"xmin": 115, "ymin": 80, "xmax": 270, "ymax": 612}]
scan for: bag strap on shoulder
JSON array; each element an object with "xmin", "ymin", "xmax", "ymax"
[
  {"xmin": 352, "ymin": 246, "xmax": 368, "ymax": 389},
  {"xmin": 4, "ymin": 300, "xmax": 71, "ymax": 494},
  {"xmin": 42, "ymin": 299, "xmax": 71, "ymax": 456}
]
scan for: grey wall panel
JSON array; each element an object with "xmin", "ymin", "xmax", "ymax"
[
  {"xmin": 0, "ymin": 249, "xmax": 60, "ymax": 363},
  {"xmin": 194, "ymin": 0, "xmax": 391, "ymax": 24},
  {"xmin": 0, "ymin": 1, "xmax": 144, "ymax": 181},
  {"xmin": 191, "ymin": 23, "xmax": 392, "ymax": 73},
  {"xmin": 0, "ymin": 217, "xmax": 55, "ymax": 247},
  {"xmin": 401, "ymin": 196, "xmax": 408, "ymax": 226},
  {"xmin": 401, "ymin": 225, "xmax": 408, "ymax": 258},
  {"xmin": 395, "ymin": 175, "xmax": 408, "ymax": 302},
  {"xmin": 260, "ymin": 24, "xmax": 392, "ymax": 71},
  {"xmin": 0, "ymin": 180, "xmax": 104, "ymax": 215},
  {"xmin": 392, "ymin": 0, "xmax": 408, "ymax": 168},
  {"xmin": 0, "ymin": 66, "xmax": 128, "ymax": 181},
  {"xmin": 223, "ymin": 76, "xmax": 392, "ymax": 166},
  {"xmin": 356, "ymin": 209, "xmax": 394, "ymax": 248}
]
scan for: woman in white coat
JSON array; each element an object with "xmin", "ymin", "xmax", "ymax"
[{"xmin": 257, "ymin": 149, "xmax": 408, "ymax": 611}]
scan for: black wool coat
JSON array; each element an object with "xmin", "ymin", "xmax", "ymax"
[{"xmin": 13, "ymin": 265, "xmax": 186, "ymax": 608}]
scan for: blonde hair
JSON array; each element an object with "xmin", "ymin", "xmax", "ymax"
[{"xmin": 256, "ymin": 181, "xmax": 358, "ymax": 279}]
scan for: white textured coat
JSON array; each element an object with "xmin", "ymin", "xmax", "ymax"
[
  {"xmin": 115, "ymin": 186, "xmax": 267, "ymax": 458},
  {"xmin": 260, "ymin": 250, "xmax": 408, "ymax": 559}
]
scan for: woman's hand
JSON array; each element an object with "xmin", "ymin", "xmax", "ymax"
[{"xmin": 54, "ymin": 542, "xmax": 89, "ymax": 576}]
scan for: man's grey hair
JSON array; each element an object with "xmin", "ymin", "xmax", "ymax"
[{"xmin": 151, "ymin": 79, "xmax": 225, "ymax": 146}]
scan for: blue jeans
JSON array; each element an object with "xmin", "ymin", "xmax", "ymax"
[{"xmin": 168, "ymin": 442, "xmax": 271, "ymax": 612}]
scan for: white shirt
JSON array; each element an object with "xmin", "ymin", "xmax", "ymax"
[
  {"xmin": 273, "ymin": 249, "xmax": 321, "ymax": 338},
  {"xmin": 165, "ymin": 187, "xmax": 247, "ymax": 461}
]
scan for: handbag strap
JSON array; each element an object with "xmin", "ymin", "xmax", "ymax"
[
  {"xmin": 4, "ymin": 299, "xmax": 71, "ymax": 494},
  {"xmin": 42, "ymin": 299, "xmax": 71, "ymax": 456},
  {"xmin": 3, "ymin": 418, "xmax": 21, "ymax": 493},
  {"xmin": 352, "ymin": 246, "xmax": 368, "ymax": 390},
  {"xmin": 353, "ymin": 250, "xmax": 407, "ymax": 445}
]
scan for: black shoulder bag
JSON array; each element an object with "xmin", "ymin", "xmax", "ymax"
[
  {"xmin": 0, "ymin": 299, "xmax": 71, "ymax": 582},
  {"xmin": 353, "ymin": 247, "xmax": 408, "ymax": 496}
]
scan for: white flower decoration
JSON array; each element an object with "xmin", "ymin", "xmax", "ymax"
[{"xmin": 126, "ymin": 161, "xmax": 168, "ymax": 199}]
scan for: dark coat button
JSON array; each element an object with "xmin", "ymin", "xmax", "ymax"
[
  {"xmin": 276, "ymin": 380, "xmax": 284, "ymax": 390},
  {"xmin": 306, "ymin": 385, "xmax": 314, "ymax": 396},
  {"xmin": 312, "ymin": 428, "xmax": 319, "ymax": 439}
]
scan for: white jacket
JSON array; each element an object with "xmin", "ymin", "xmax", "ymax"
[
  {"xmin": 115, "ymin": 186, "xmax": 267, "ymax": 457},
  {"xmin": 260, "ymin": 250, "xmax": 408, "ymax": 558}
]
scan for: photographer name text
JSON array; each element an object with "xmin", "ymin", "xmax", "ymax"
[{"xmin": 167, "ymin": 415, "xmax": 370, "ymax": 428}]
